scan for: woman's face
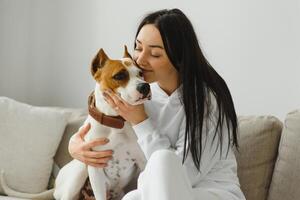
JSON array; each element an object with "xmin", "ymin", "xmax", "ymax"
[{"xmin": 133, "ymin": 24, "xmax": 178, "ymax": 83}]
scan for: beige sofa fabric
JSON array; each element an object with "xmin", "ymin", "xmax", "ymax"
[
  {"xmin": 0, "ymin": 98, "xmax": 67, "ymax": 195},
  {"xmin": 0, "ymin": 197, "xmax": 27, "ymax": 200},
  {"xmin": 54, "ymin": 116, "xmax": 86, "ymax": 168},
  {"xmin": 235, "ymin": 116, "xmax": 283, "ymax": 200},
  {"xmin": 268, "ymin": 110, "xmax": 300, "ymax": 200}
]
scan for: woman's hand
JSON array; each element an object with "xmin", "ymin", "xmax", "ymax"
[
  {"xmin": 68, "ymin": 123, "xmax": 113, "ymax": 168},
  {"xmin": 103, "ymin": 90, "xmax": 148, "ymax": 125}
]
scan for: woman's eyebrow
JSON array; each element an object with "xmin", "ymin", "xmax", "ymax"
[{"xmin": 136, "ymin": 39, "xmax": 164, "ymax": 49}]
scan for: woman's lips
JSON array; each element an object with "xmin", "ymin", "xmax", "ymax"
[{"xmin": 142, "ymin": 69, "xmax": 153, "ymax": 73}]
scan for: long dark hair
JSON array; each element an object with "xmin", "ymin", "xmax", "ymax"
[{"xmin": 134, "ymin": 8, "xmax": 238, "ymax": 171}]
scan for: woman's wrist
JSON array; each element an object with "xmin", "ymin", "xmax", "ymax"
[{"xmin": 131, "ymin": 114, "xmax": 148, "ymax": 126}]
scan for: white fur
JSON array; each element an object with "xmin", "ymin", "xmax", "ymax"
[
  {"xmin": 117, "ymin": 59, "xmax": 148, "ymax": 105},
  {"xmin": 54, "ymin": 66, "xmax": 148, "ymax": 200}
]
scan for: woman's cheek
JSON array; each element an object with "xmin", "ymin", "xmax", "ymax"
[{"xmin": 143, "ymin": 72, "xmax": 156, "ymax": 83}]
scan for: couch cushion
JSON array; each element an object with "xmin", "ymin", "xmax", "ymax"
[
  {"xmin": 0, "ymin": 196, "xmax": 28, "ymax": 200},
  {"xmin": 0, "ymin": 97, "xmax": 67, "ymax": 196},
  {"xmin": 268, "ymin": 110, "xmax": 300, "ymax": 200},
  {"xmin": 54, "ymin": 116, "xmax": 86, "ymax": 168},
  {"xmin": 235, "ymin": 116, "xmax": 282, "ymax": 200}
]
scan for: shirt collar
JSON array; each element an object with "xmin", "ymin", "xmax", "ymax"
[{"xmin": 151, "ymin": 82, "xmax": 182, "ymax": 103}]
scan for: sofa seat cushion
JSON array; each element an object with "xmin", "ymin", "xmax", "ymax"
[
  {"xmin": 235, "ymin": 116, "xmax": 282, "ymax": 200},
  {"xmin": 0, "ymin": 196, "xmax": 28, "ymax": 200},
  {"xmin": 268, "ymin": 110, "xmax": 300, "ymax": 200}
]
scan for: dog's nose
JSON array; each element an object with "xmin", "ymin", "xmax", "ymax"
[{"xmin": 137, "ymin": 83, "xmax": 150, "ymax": 97}]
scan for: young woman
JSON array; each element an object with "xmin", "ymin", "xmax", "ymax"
[{"xmin": 69, "ymin": 8, "xmax": 245, "ymax": 200}]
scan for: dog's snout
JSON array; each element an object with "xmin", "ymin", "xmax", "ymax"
[{"xmin": 137, "ymin": 83, "xmax": 150, "ymax": 97}]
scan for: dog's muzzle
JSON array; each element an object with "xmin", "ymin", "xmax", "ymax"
[{"xmin": 136, "ymin": 83, "xmax": 151, "ymax": 98}]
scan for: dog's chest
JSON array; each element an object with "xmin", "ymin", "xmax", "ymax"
[
  {"xmin": 104, "ymin": 143, "xmax": 136, "ymax": 181},
  {"xmin": 85, "ymin": 116, "xmax": 142, "ymax": 198}
]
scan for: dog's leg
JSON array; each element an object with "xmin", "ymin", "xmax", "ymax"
[
  {"xmin": 54, "ymin": 160, "xmax": 88, "ymax": 200},
  {"xmin": 88, "ymin": 166, "xmax": 107, "ymax": 200}
]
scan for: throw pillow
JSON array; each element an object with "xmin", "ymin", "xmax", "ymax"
[
  {"xmin": 268, "ymin": 110, "xmax": 300, "ymax": 200},
  {"xmin": 235, "ymin": 116, "xmax": 282, "ymax": 200},
  {"xmin": 0, "ymin": 97, "xmax": 67, "ymax": 196}
]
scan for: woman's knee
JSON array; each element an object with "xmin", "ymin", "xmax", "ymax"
[
  {"xmin": 122, "ymin": 189, "xmax": 140, "ymax": 200},
  {"xmin": 147, "ymin": 149, "xmax": 181, "ymax": 171}
]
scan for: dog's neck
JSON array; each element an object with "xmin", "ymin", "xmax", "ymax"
[{"xmin": 94, "ymin": 84, "xmax": 119, "ymax": 117}]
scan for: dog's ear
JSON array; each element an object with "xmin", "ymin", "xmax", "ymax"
[
  {"xmin": 123, "ymin": 45, "xmax": 132, "ymax": 59},
  {"xmin": 91, "ymin": 48, "xmax": 109, "ymax": 76}
]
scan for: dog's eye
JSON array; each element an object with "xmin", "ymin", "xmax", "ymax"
[{"xmin": 113, "ymin": 72, "xmax": 128, "ymax": 81}]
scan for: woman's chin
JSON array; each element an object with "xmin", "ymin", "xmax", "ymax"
[{"xmin": 143, "ymin": 75, "xmax": 156, "ymax": 83}]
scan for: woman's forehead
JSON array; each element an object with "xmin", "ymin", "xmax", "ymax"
[{"xmin": 136, "ymin": 24, "xmax": 164, "ymax": 47}]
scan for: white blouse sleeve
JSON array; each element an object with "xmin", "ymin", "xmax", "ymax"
[
  {"xmin": 132, "ymin": 118, "xmax": 172, "ymax": 160},
  {"xmin": 132, "ymin": 93, "xmax": 245, "ymax": 199},
  {"xmin": 132, "ymin": 100, "xmax": 244, "ymax": 199}
]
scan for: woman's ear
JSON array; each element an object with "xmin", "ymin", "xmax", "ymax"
[
  {"xmin": 123, "ymin": 45, "xmax": 133, "ymax": 59},
  {"xmin": 91, "ymin": 48, "xmax": 110, "ymax": 76}
]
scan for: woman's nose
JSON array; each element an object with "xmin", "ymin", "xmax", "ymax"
[{"xmin": 135, "ymin": 52, "xmax": 147, "ymax": 67}]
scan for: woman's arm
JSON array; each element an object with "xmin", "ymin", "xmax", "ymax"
[
  {"xmin": 103, "ymin": 90, "xmax": 174, "ymax": 159},
  {"xmin": 104, "ymin": 90, "xmax": 227, "ymax": 167},
  {"xmin": 132, "ymin": 118, "xmax": 173, "ymax": 159}
]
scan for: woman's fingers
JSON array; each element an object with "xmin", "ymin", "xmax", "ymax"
[
  {"xmin": 69, "ymin": 124, "xmax": 115, "ymax": 169},
  {"xmin": 80, "ymin": 138, "xmax": 114, "ymax": 169},
  {"xmin": 115, "ymin": 94, "xmax": 131, "ymax": 108},
  {"xmin": 104, "ymin": 90, "xmax": 126, "ymax": 111},
  {"xmin": 83, "ymin": 156, "xmax": 113, "ymax": 164},
  {"xmin": 73, "ymin": 123, "xmax": 91, "ymax": 142},
  {"xmin": 103, "ymin": 92, "xmax": 117, "ymax": 107},
  {"xmin": 82, "ymin": 149, "xmax": 114, "ymax": 158},
  {"xmin": 83, "ymin": 138, "xmax": 110, "ymax": 150},
  {"xmin": 109, "ymin": 93, "xmax": 124, "ymax": 108},
  {"xmin": 79, "ymin": 151, "xmax": 113, "ymax": 168}
]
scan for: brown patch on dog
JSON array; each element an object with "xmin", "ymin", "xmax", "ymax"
[
  {"xmin": 91, "ymin": 48, "xmax": 109, "ymax": 76},
  {"xmin": 94, "ymin": 60, "xmax": 129, "ymax": 92},
  {"xmin": 90, "ymin": 48, "xmax": 135, "ymax": 93},
  {"xmin": 123, "ymin": 45, "xmax": 132, "ymax": 59},
  {"xmin": 123, "ymin": 59, "xmax": 132, "ymax": 67}
]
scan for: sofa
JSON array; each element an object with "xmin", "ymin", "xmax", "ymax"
[{"xmin": 0, "ymin": 97, "xmax": 299, "ymax": 200}]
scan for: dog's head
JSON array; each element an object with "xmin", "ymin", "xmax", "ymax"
[{"xmin": 91, "ymin": 46, "xmax": 151, "ymax": 105}]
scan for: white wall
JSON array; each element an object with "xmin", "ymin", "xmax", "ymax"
[{"xmin": 0, "ymin": 0, "xmax": 299, "ymax": 120}]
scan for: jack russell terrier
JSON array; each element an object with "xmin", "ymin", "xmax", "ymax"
[{"xmin": 53, "ymin": 46, "xmax": 151, "ymax": 200}]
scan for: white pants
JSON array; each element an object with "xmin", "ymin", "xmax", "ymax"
[{"xmin": 122, "ymin": 149, "xmax": 233, "ymax": 200}]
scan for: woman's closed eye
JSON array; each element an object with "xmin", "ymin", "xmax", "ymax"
[
  {"xmin": 151, "ymin": 54, "xmax": 161, "ymax": 58},
  {"xmin": 134, "ymin": 45, "xmax": 162, "ymax": 58},
  {"xmin": 151, "ymin": 51, "xmax": 162, "ymax": 58}
]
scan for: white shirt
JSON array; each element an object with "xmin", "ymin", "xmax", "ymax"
[{"xmin": 132, "ymin": 82, "xmax": 245, "ymax": 199}]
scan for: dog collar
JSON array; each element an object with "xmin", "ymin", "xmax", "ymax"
[{"xmin": 88, "ymin": 92, "xmax": 125, "ymax": 129}]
